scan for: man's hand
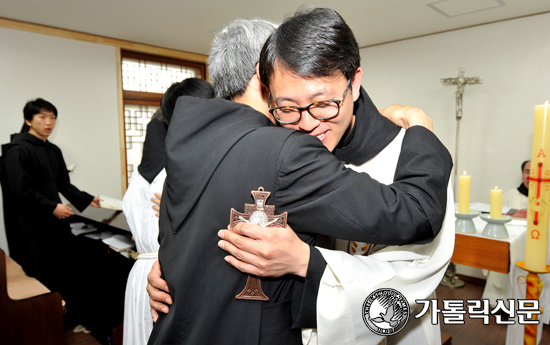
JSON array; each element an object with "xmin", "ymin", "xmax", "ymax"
[
  {"xmin": 90, "ymin": 196, "xmax": 101, "ymax": 208},
  {"xmin": 218, "ymin": 223, "xmax": 310, "ymax": 278},
  {"xmin": 147, "ymin": 259, "xmax": 172, "ymax": 321},
  {"xmin": 152, "ymin": 192, "xmax": 161, "ymax": 218},
  {"xmin": 379, "ymin": 104, "xmax": 433, "ymax": 132},
  {"xmin": 53, "ymin": 203, "xmax": 74, "ymax": 219}
]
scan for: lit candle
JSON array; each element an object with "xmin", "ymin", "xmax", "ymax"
[
  {"xmin": 525, "ymin": 102, "xmax": 550, "ymax": 272},
  {"xmin": 458, "ymin": 171, "xmax": 470, "ymax": 214},
  {"xmin": 490, "ymin": 186, "xmax": 502, "ymax": 219}
]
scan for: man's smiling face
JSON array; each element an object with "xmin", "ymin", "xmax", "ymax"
[{"xmin": 268, "ymin": 65, "xmax": 362, "ymax": 152}]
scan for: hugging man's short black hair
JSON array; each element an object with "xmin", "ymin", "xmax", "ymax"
[{"xmin": 259, "ymin": 6, "xmax": 361, "ymax": 88}]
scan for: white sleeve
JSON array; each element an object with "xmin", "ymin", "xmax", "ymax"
[
  {"xmin": 305, "ymin": 182, "xmax": 454, "ymax": 345},
  {"xmin": 122, "ymin": 170, "xmax": 147, "ymax": 238},
  {"xmin": 122, "ymin": 169, "xmax": 166, "ymax": 254}
]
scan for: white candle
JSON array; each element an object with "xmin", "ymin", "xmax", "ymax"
[
  {"xmin": 458, "ymin": 171, "xmax": 470, "ymax": 214},
  {"xmin": 490, "ymin": 186, "xmax": 502, "ymax": 219}
]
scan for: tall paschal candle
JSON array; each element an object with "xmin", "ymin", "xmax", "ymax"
[{"xmin": 524, "ymin": 102, "xmax": 550, "ymax": 272}]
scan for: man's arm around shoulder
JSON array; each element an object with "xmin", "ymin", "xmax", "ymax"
[{"xmin": 274, "ymin": 131, "xmax": 451, "ymax": 245}]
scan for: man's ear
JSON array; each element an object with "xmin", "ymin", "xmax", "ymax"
[
  {"xmin": 25, "ymin": 118, "xmax": 32, "ymax": 127},
  {"xmin": 248, "ymin": 63, "xmax": 263, "ymax": 91},
  {"xmin": 254, "ymin": 63, "xmax": 269, "ymax": 96},
  {"xmin": 255, "ymin": 63, "xmax": 263, "ymax": 84},
  {"xmin": 351, "ymin": 67, "xmax": 363, "ymax": 102}
]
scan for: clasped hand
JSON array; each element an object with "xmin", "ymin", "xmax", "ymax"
[
  {"xmin": 218, "ymin": 222, "xmax": 310, "ymax": 278},
  {"xmin": 146, "ymin": 221, "xmax": 310, "ymax": 319}
]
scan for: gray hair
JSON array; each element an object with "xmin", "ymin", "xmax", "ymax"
[{"xmin": 208, "ymin": 19, "xmax": 276, "ymax": 100}]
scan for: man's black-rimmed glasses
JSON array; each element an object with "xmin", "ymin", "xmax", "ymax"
[{"xmin": 268, "ymin": 79, "xmax": 352, "ymax": 124}]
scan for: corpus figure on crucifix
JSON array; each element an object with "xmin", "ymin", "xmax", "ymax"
[
  {"xmin": 441, "ymin": 68, "xmax": 482, "ymax": 121},
  {"xmin": 441, "ymin": 68, "xmax": 482, "ymax": 195}
]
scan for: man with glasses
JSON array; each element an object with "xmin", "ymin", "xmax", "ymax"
[
  {"xmin": 147, "ymin": 8, "xmax": 452, "ymax": 345},
  {"xmin": 266, "ymin": 78, "xmax": 353, "ymax": 152}
]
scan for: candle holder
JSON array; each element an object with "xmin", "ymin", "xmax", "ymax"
[
  {"xmin": 480, "ymin": 214, "xmax": 512, "ymax": 239},
  {"xmin": 455, "ymin": 210, "xmax": 480, "ymax": 233},
  {"xmin": 516, "ymin": 261, "xmax": 550, "ymax": 345}
]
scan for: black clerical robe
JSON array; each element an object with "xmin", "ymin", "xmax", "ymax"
[
  {"xmin": 138, "ymin": 119, "xmax": 168, "ymax": 184},
  {"xmin": 0, "ymin": 132, "xmax": 93, "ymax": 291},
  {"xmin": 148, "ymin": 89, "xmax": 452, "ymax": 345}
]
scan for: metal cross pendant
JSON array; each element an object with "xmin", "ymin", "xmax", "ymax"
[{"xmin": 230, "ymin": 187, "xmax": 287, "ymax": 301}]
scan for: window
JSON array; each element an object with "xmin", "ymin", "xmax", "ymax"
[
  {"xmin": 123, "ymin": 104, "xmax": 159, "ymax": 181},
  {"xmin": 122, "ymin": 52, "xmax": 204, "ymax": 93},
  {"xmin": 120, "ymin": 51, "xmax": 206, "ymax": 184}
]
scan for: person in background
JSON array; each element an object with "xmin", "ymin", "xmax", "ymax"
[
  {"xmin": 503, "ymin": 160, "xmax": 530, "ymax": 209},
  {"xmin": 0, "ymin": 98, "xmax": 100, "ymax": 298},
  {"xmin": 122, "ymin": 78, "xmax": 214, "ymax": 345}
]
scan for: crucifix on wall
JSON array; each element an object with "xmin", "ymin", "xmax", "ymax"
[{"xmin": 441, "ymin": 68, "xmax": 482, "ymax": 197}]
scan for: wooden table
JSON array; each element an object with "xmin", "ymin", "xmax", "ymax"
[
  {"xmin": 65, "ymin": 209, "xmax": 134, "ymax": 343},
  {"xmin": 69, "ymin": 203, "xmax": 130, "ymax": 232},
  {"xmin": 451, "ymin": 233, "xmax": 511, "ymax": 273},
  {"xmin": 448, "ymin": 218, "xmax": 528, "ymax": 345},
  {"xmin": 450, "ymin": 217, "xmax": 527, "ymax": 274}
]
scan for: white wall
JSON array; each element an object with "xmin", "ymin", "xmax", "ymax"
[
  {"xmin": 360, "ymin": 13, "xmax": 550, "ymax": 279},
  {"xmin": 0, "ymin": 27, "xmax": 122, "ymax": 254},
  {"xmin": 361, "ymin": 12, "xmax": 550, "ymax": 206}
]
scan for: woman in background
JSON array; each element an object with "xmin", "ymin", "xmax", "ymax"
[{"xmin": 122, "ymin": 78, "xmax": 214, "ymax": 345}]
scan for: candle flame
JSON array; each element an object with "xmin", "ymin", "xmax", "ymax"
[
  {"xmin": 463, "ymin": 170, "xmax": 467, "ymax": 175},
  {"xmin": 494, "ymin": 186, "xmax": 499, "ymax": 189}
]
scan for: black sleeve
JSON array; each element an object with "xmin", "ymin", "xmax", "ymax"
[
  {"xmin": 275, "ymin": 126, "xmax": 452, "ymax": 245},
  {"xmin": 56, "ymin": 148, "xmax": 94, "ymax": 212},
  {"xmin": 4, "ymin": 146, "xmax": 58, "ymax": 213},
  {"xmin": 291, "ymin": 246, "xmax": 326, "ymax": 329},
  {"xmin": 393, "ymin": 125, "xmax": 452, "ymax": 243},
  {"xmin": 286, "ymin": 126, "xmax": 451, "ymax": 328}
]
